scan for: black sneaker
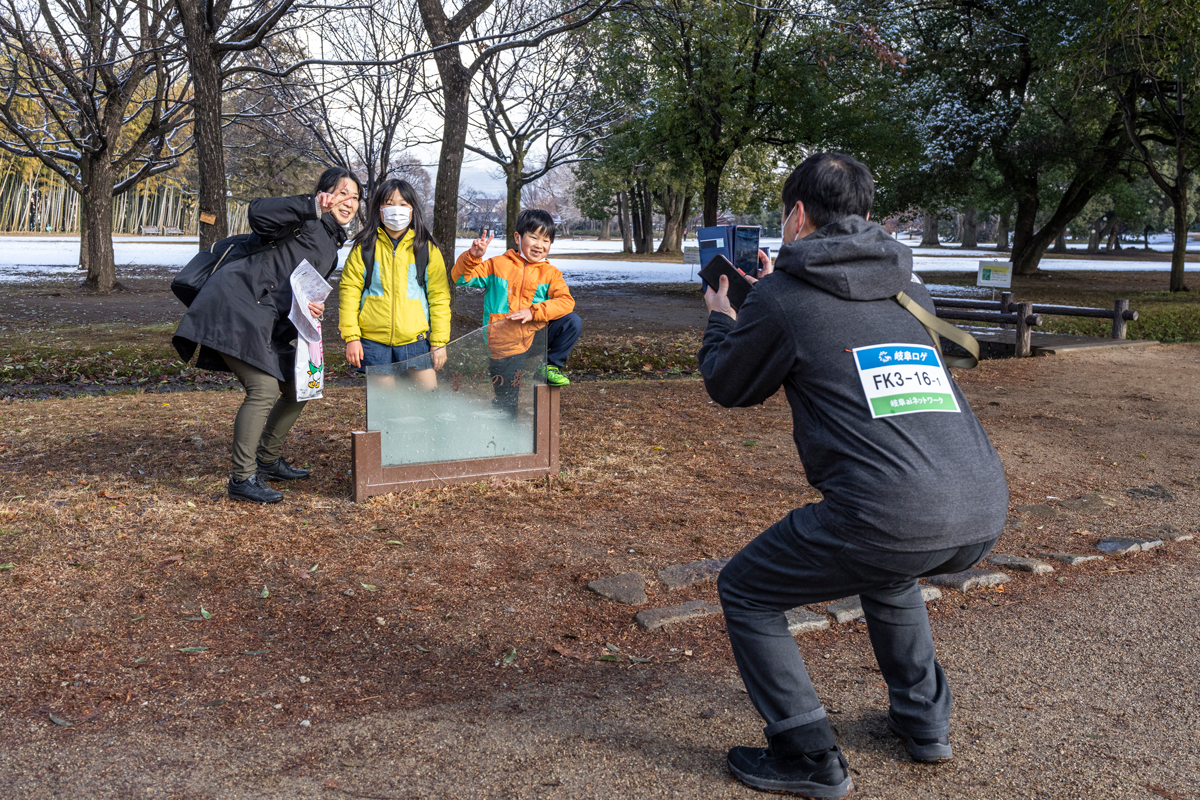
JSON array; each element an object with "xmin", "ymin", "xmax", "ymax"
[
  {"xmin": 228, "ymin": 473, "xmax": 283, "ymax": 504},
  {"xmin": 727, "ymin": 744, "xmax": 854, "ymax": 798},
  {"xmin": 256, "ymin": 457, "xmax": 309, "ymax": 481},
  {"xmin": 887, "ymin": 711, "xmax": 953, "ymax": 762}
]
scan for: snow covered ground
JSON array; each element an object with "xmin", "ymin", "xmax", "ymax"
[{"xmin": 0, "ymin": 233, "xmax": 1197, "ymax": 287}]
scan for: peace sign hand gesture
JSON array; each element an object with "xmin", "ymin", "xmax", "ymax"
[{"xmin": 468, "ymin": 230, "xmax": 494, "ymax": 259}]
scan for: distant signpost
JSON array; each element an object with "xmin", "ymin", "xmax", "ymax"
[{"xmin": 977, "ymin": 260, "xmax": 1013, "ymax": 289}]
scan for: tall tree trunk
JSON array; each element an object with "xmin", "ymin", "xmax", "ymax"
[
  {"xmin": 995, "ymin": 209, "xmax": 1010, "ymax": 252},
  {"xmin": 504, "ymin": 166, "xmax": 522, "ymax": 252},
  {"xmin": 702, "ymin": 168, "xmax": 720, "ymax": 226},
  {"xmin": 1170, "ymin": 179, "xmax": 1190, "ymax": 291},
  {"xmin": 1010, "ymin": 188, "xmax": 1040, "ymax": 273},
  {"xmin": 639, "ymin": 180, "xmax": 654, "ymax": 254},
  {"xmin": 1004, "ymin": 109, "xmax": 1128, "ymax": 275},
  {"xmin": 175, "ymin": 0, "xmax": 227, "ymax": 251},
  {"xmin": 961, "ymin": 206, "xmax": 978, "ymax": 248},
  {"xmin": 78, "ymin": 191, "xmax": 89, "ymax": 271},
  {"xmin": 1096, "ymin": 214, "xmax": 1120, "ymax": 251},
  {"xmin": 431, "ymin": 70, "xmax": 472, "ymax": 264},
  {"xmin": 599, "ymin": 218, "xmax": 610, "ymax": 240},
  {"xmin": 1051, "ymin": 227, "xmax": 1068, "ymax": 254},
  {"xmin": 1086, "ymin": 215, "xmax": 1104, "ymax": 253},
  {"xmin": 656, "ymin": 188, "xmax": 690, "ymax": 254},
  {"xmin": 617, "ymin": 190, "xmax": 632, "ymax": 253},
  {"xmin": 79, "ymin": 156, "xmax": 118, "ymax": 293},
  {"xmin": 1013, "ymin": 186, "xmax": 1099, "ymax": 275},
  {"xmin": 920, "ymin": 214, "xmax": 940, "ymax": 247},
  {"xmin": 629, "ymin": 188, "xmax": 645, "ymax": 253}
]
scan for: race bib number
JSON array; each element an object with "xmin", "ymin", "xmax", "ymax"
[{"xmin": 852, "ymin": 343, "xmax": 960, "ymax": 418}]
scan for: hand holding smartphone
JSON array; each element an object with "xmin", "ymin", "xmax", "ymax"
[{"xmin": 699, "ymin": 254, "xmax": 753, "ymax": 311}]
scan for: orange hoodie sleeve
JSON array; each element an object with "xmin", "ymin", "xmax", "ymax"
[
  {"xmin": 530, "ymin": 264, "xmax": 575, "ymax": 323},
  {"xmin": 452, "ymin": 249, "xmax": 491, "ymax": 284}
]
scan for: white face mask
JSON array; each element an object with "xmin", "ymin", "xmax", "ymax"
[
  {"xmin": 381, "ymin": 205, "xmax": 411, "ymax": 232},
  {"xmin": 782, "ymin": 203, "xmax": 804, "ymax": 244}
]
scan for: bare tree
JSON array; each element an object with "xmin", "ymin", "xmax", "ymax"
[
  {"xmin": 413, "ymin": 0, "xmax": 632, "ymax": 258},
  {"xmin": 522, "ymin": 164, "xmax": 582, "ymax": 231},
  {"xmin": 465, "ymin": 26, "xmax": 623, "ymax": 248},
  {"xmin": 0, "ymin": 0, "xmax": 191, "ymax": 292},
  {"xmin": 280, "ymin": 0, "xmax": 432, "ymax": 199},
  {"xmin": 171, "ymin": 0, "xmax": 338, "ymax": 248}
]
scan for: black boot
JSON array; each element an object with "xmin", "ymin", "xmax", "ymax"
[
  {"xmin": 888, "ymin": 710, "xmax": 953, "ymax": 762},
  {"xmin": 256, "ymin": 457, "xmax": 309, "ymax": 481},
  {"xmin": 727, "ymin": 724, "xmax": 853, "ymax": 798},
  {"xmin": 228, "ymin": 473, "xmax": 283, "ymax": 504}
]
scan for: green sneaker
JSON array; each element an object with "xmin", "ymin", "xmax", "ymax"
[{"xmin": 542, "ymin": 364, "xmax": 571, "ymax": 386}]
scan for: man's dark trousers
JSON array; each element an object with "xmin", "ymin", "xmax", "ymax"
[{"xmin": 718, "ymin": 503, "xmax": 997, "ymax": 751}]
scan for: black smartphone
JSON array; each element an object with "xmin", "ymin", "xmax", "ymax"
[
  {"xmin": 733, "ymin": 225, "xmax": 761, "ymax": 279},
  {"xmin": 698, "ymin": 254, "xmax": 752, "ymax": 311}
]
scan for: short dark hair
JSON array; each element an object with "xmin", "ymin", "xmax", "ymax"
[
  {"xmin": 314, "ymin": 166, "xmax": 362, "ymax": 199},
  {"xmin": 781, "ymin": 153, "xmax": 874, "ymax": 229},
  {"xmin": 515, "ymin": 208, "xmax": 556, "ymax": 243}
]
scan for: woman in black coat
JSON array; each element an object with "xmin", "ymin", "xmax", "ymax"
[{"xmin": 174, "ymin": 167, "xmax": 361, "ymax": 503}]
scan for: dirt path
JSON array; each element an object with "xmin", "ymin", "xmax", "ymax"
[
  {"xmin": 2, "ymin": 314, "xmax": 1199, "ymax": 796},
  {"xmin": 2, "ymin": 547, "xmax": 1196, "ymax": 799}
]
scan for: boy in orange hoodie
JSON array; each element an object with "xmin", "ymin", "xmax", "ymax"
[{"xmin": 452, "ymin": 209, "xmax": 582, "ymax": 414}]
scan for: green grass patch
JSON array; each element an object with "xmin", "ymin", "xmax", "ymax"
[{"xmin": 1038, "ymin": 302, "xmax": 1200, "ymax": 343}]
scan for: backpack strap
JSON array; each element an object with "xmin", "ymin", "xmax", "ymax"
[
  {"xmin": 894, "ymin": 291, "xmax": 980, "ymax": 369},
  {"xmin": 416, "ymin": 240, "xmax": 428, "ymax": 289},
  {"xmin": 358, "ymin": 234, "xmax": 377, "ymax": 308}
]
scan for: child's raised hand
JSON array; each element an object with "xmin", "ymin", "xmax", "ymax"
[{"xmin": 469, "ymin": 231, "xmax": 494, "ymax": 259}]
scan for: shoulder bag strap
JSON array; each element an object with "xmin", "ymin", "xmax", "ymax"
[{"xmin": 894, "ymin": 291, "xmax": 980, "ymax": 370}]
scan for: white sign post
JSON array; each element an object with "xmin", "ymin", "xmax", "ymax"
[{"xmin": 977, "ymin": 260, "xmax": 1013, "ymax": 289}]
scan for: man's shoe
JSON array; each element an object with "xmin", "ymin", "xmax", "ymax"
[
  {"xmin": 228, "ymin": 473, "xmax": 283, "ymax": 504},
  {"xmin": 727, "ymin": 744, "xmax": 853, "ymax": 798},
  {"xmin": 540, "ymin": 364, "xmax": 570, "ymax": 386},
  {"xmin": 887, "ymin": 711, "xmax": 953, "ymax": 762},
  {"xmin": 256, "ymin": 457, "xmax": 309, "ymax": 481}
]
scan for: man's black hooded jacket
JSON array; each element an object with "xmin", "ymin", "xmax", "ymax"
[{"xmin": 698, "ymin": 216, "xmax": 1008, "ymax": 552}]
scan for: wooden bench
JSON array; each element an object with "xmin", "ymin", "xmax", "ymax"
[
  {"xmin": 139, "ymin": 225, "xmax": 160, "ymax": 235},
  {"xmin": 162, "ymin": 226, "xmax": 184, "ymax": 235}
]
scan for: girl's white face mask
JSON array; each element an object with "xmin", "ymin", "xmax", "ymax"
[{"xmin": 381, "ymin": 205, "xmax": 412, "ymax": 232}]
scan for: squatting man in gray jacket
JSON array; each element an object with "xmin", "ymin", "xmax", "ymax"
[{"xmin": 698, "ymin": 152, "xmax": 1008, "ymax": 798}]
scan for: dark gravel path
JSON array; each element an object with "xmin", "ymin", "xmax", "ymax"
[{"xmin": 3, "ymin": 544, "xmax": 1196, "ymax": 799}]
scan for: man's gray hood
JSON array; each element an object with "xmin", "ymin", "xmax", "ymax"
[{"xmin": 772, "ymin": 215, "xmax": 913, "ymax": 301}]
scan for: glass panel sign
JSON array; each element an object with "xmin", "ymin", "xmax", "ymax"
[{"xmin": 364, "ymin": 321, "xmax": 547, "ymax": 467}]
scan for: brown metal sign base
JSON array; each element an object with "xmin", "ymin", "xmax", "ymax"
[{"xmin": 350, "ymin": 384, "xmax": 560, "ymax": 501}]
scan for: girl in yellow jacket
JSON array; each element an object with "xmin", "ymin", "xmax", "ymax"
[{"xmin": 338, "ymin": 179, "xmax": 451, "ymax": 391}]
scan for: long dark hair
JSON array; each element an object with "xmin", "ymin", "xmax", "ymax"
[
  {"xmin": 351, "ymin": 178, "xmax": 438, "ymax": 254},
  {"xmin": 314, "ymin": 166, "xmax": 362, "ymax": 203}
]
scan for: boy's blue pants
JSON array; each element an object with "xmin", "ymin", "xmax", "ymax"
[{"xmin": 489, "ymin": 312, "xmax": 581, "ymax": 414}]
